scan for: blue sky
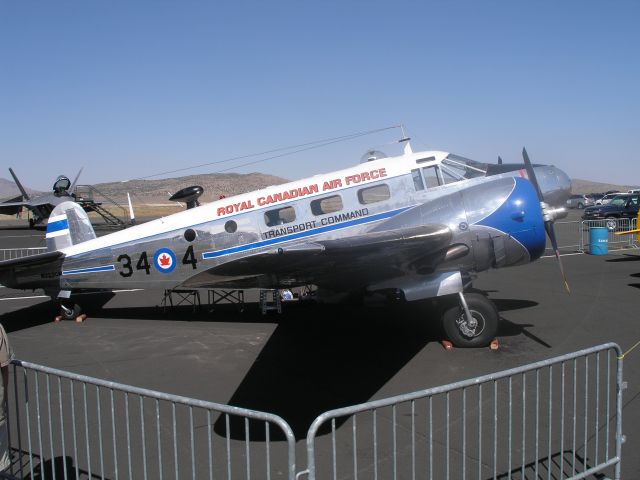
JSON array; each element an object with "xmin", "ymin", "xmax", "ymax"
[{"xmin": 1, "ymin": 1, "xmax": 638, "ymax": 190}]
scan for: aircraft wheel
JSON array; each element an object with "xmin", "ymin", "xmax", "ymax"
[
  {"xmin": 59, "ymin": 301, "xmax": 81, "ymax": 321},
  {"xmin": 441, "ymin": 293, "xmax": 498, "ymax": 348}
]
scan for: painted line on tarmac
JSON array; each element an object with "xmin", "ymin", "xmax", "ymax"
[
  {"xmin": 0, "ymin": 235, "xmax": 45, "ymax": 238},
  {"xmin": 0, "ymin": 295, "xmax": 49, "ymax": 301},
  {"xmin": 541, "ymin": 252, "xmax": 584, "ymax": 258},
  {"xmin": 0, "ymin": 289, "xmax": 143, "ymax": 302}
]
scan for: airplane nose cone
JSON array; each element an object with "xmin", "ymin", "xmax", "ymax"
[{"xmin": 534, "ymin": 165, "xmax": 571, "ymax": 207}]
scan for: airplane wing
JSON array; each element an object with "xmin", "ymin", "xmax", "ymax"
[
  {"xmin": 0, "ymin": 196, "xmax": 26, "ymax": 215},
  {"xmin": 182, "ymin": 225, "xmax": 452, "ymax": 290}
]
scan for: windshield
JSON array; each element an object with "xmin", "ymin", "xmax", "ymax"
[
  {"xmin": 609, "ymin": 196, "xmax": 628, "ymax": 206},
  {"xmin": 441, "ymin": 154, "xmax": 488, "ymax": 182}
]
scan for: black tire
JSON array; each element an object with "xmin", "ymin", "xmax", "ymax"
[
  {"xmin": 605, "ymin": 216, "xmax": 618, "ymax": 231},
  {"xmin": 60, "ymin": 302, "xmax": 81, "ymax": 321},
  {"xmin": 441, "ymin": 293, "xmax": 498, "ymax": 348}
]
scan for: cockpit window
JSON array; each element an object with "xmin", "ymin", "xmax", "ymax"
[{"xmin": 422, "ymin": 166, "xmax": 442, "ymax": 188}]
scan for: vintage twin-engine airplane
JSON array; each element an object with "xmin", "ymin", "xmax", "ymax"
[
  {"xmin": 0, "ymin": 167, "xmax": 83, "ymax": 227},
  {"xmin": 0, "ymin": 140, "xmax": 571, "ymax": 347}
]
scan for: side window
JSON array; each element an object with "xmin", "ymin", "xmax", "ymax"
[
  {"xmin": 310, "ymin": 195, "xmax": 343, "ymax": 215},
  {"xmin": 358, "ymin": 184, "xmax": 390, "ymax": 205},
  {"xmin": 422, "ymin": 166, "xmax": 442, "ymax": 188},
  {"xmin": 411, "ymin": 169, "xmax": 424, "ymax": 191},
  {"xmin": 264, "ymin": 206, "xmax": 296, "ymax": 227},
  {"xmin": 630, "ymin": 196, "xmax": 639, "ymax": 207}
]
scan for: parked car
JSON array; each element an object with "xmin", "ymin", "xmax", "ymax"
[
  {"xmin": 582, "ymin": 194, "xmax": 640, "ymax": 221},
  {"xmin": 595, "ymin": 192, "xmax": 626, "ymax": 205},
  {"xmin": 566, "ymin": 194, "xmax": 594, "ymax": 209}
]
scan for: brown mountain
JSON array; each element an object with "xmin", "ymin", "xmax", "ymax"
[
  {"xmin": 88, "ymin": 172, "xmax": 289, "ymax": 204},
  {"xmin": 570, "ymin": 179, "xmax": 638, "ymax": 195}
]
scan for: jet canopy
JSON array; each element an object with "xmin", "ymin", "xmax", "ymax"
[{"xmin": 53, "ymin": 176, "xmax": 71, "ymax": 195}]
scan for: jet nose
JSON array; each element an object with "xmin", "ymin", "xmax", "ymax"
[{"xmin": 533, "ymin": 165, "xmax": 571, "ymax": 207}]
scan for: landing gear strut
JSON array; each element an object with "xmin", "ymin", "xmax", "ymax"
[{"xmin": 441, "ymin": 292, "xmax": 498, "ymax": 348}]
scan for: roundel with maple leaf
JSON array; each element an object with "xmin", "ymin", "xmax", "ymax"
[{"xmin": 154, "ymin": 248, "xmax": 177, "ymax": 273}]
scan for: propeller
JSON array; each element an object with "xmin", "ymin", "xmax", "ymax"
[{"xmin": 522, "ymin": 148, "xmax": 570, "ymax": 294}]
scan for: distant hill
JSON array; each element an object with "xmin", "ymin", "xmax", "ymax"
[
  {"xmin": 0, "ymin": 177, "xmax": 42, "ymax": 200},
  {"xmin": 88, "ymin": 172, "xmax": 290, "ymax": 204},
  {"xmin": 570, "ymin": 179, "xmax": 638, "ymax": 195}
]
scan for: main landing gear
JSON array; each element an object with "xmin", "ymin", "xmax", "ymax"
[
  {"xmin": 440, "ymin": 292, "xmax": 499, "ymax": 348},
  {"xmin": 56, "ymin": 300, "xmax": 86, "ymax": 322}
]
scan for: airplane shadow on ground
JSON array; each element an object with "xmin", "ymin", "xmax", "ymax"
[
  {"xmin": 2, "ymin": 291, "xmax": 543, "ymax": 440},
  {"xmin": 209, "ymin": 297, "xmax": 542, "ymax": 440}
]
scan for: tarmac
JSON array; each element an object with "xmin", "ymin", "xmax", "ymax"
[{"xmin": 0, "ymin": 214, "xmax": 639, "ymax": 478}]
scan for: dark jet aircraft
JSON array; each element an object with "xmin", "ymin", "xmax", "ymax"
[{"xmin": 0, "ymin": 168, "xmax": 83, "ymax": 227}]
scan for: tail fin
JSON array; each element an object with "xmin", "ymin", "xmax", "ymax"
[
  {"xmin": 46, "ymin": 201, "xmax": 96, "ymax": 251},
  {"xmin": 9, "ymin": 168, "xmax": 30, "ymax": 200}
]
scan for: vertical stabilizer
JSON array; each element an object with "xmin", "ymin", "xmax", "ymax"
[
  {"xmin": 8, "ymin": 168, "xmax": 30, "ymax": 200},
  {"xmin": 46, "ymin": 201, "xmax": 96, "ymax": 251}
]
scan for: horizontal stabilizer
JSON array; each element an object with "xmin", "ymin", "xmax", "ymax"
[{"xmin": 0, "ymin": 250, "xmax": 63, "ymax": 269}]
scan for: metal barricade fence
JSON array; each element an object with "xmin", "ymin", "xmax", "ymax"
[
  {"xmin": 580, "ymin": 219, "xmax": 636, "ymax": 252},
  {"xmin": 7, "ymin": 360, "xmax": 297, "ymax": 480},
  {"xmin": 0, "ymin": 248, "xmax": 47, "ymax": 261},
  {"xmin": 303, "ymin": 343, "xmax": 624, "ymax": 480}
]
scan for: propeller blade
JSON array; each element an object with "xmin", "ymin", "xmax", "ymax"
[
  {"xmin": 522, "ymin": 148, "xmax": 544, "ymax": 201},
  {"xmin": 545, "ymin": 222, "xmax": 571, "ymax": 294},
  {"xmin": 70, "ymin": 167, "xmax": 84, "ymax": 191},
  {"xmin": 522, "ymin": 147, "xmax": 570, "ymax": 294}
]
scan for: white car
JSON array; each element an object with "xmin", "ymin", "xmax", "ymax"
[{"xmin": 596, "ymin": 193, "xmax": 626, "ymax": 205}]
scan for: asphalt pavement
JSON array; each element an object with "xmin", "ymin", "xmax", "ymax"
[{"xmin": 0, "ymin": 213, "xmax": 638, "ymax": 478}]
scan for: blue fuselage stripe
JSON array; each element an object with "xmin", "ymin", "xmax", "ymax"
[
  {"xmin": 47, "ymin": 219, "xmax": 69, "ymax": 233},
  {"xmin": 202, "ymin": 206, "xmax": 412, "ymax": 259},
  {"xmin": 62, "ymin": 265, "xmax": 115, "ymax": 276}
]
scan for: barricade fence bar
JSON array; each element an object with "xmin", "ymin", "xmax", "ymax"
[
  {"xmin": 7, "ymin": 360, "xmax": 297, "ymax": 480},
  {"xmin": 0, "ymin": 248, "xmax": 47, "ymax": 261},
  {"xmin": 304, "ymin": 343, "xmax": 624, "ymax": 480}
]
